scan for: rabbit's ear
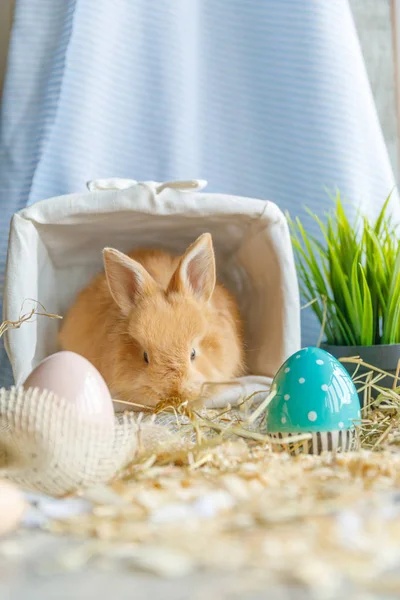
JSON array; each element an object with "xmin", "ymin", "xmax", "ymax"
[
  {"xmin": 168, "ymin": 234, "xmax": 216, "ymax": 302},
  {"xmin": 103, "ymin": 248, "xmax": 157, "ymax": 315}
]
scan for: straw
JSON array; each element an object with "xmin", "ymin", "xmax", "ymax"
[
  {"xmin": 0, "ymin": 299, "xmax": 62, "ymax": 338},
  {"xmin": 5, "ymin": 306, "xmax": 400, "ymax": 592}
]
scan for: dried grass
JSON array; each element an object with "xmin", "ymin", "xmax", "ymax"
[
  {"xmin": 47, "ymin": 359, "xmax": 400, "ymax": 593},
  {"xmin": 0, "ymin": 299, "xmax": 62, "ymax": 338},
  {"xmin": 341, "ymin": 356, "xmax": 400, "ymax": 451},
  {"xmin": 4, "ymin": 307, "xmax": 400, "ymax": 592},
  {"xmin": 50, "ymin": 444, "xmax": 400, "ymax": 593}
]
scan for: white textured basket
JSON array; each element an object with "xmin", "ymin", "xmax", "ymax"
[{"xmin": 3, "ymin": 178, "xmax": 300, "ymax": 408}]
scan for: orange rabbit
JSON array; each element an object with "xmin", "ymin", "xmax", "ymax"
[{"xmin": 58, "ymin": 234, "xmax": 245, "ymax": 408}]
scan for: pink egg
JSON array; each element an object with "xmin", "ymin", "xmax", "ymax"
[{"xmin": 23, "ymin": 351, "xmax": 114, "ymax": 423}]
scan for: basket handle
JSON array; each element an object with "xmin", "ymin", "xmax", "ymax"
[{"xmin": 86, "ymin": 178, "xmax": 207, "ymax": 193}]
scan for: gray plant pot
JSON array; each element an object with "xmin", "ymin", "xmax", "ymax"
[{"xmin": 322, "ymin": 343, "xmax": 400, "ymax": 404}]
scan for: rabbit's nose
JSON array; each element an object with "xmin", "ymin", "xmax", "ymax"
[
  {"xmin": 166, "ymin": 382, "xmax": 191, "ymax": 402},
  {"xmin": 155, "ymin": 396, "xmax": 183, "ymax": 412},
  {"xmin": 170, "ymin": 386, "xmax": 198, "ymax": 403}
]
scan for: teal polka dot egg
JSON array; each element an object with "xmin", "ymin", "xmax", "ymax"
[{"xmin": 265, "ymin": 347, "xmax": 361, "ymax": 454}]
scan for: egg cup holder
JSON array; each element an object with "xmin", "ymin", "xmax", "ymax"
[
  {"xmin": 0, "ymin": 386, "xmax": 189, "ymax": 497},
  {"xmin": 268, "ymin": 429, "xmax": 359, "ymax": 456}
]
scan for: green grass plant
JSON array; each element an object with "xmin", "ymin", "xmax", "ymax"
[{"xmin": 288, "ymin": 192, "xmax": 400, "ymax": 346}]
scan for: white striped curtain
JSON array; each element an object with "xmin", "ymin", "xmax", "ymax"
[{"xmin": 0, "ymin": 0, "xmax": 397, "ymax": 385}]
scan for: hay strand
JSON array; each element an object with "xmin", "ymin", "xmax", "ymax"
[{"xmin": 0, "ymin": 299, "xmax": 62, "ymax": 339}]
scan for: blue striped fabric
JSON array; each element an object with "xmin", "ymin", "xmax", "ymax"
[{"xmin": 0, "ymin": 0, "xmax": 397, "ymax": 386}]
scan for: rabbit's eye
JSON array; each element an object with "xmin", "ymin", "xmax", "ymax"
[
  {"xmin": 190, "ymin": 348, "xmax": 196, "ymax": 361},
  {"xmin": 143, "ymin": 351, "xmax": 149, "ymax": 364}
]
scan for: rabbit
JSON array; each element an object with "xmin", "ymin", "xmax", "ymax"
[{"xmin": 58, "ymin": 233, "xmax": 246, "ymax": 409}]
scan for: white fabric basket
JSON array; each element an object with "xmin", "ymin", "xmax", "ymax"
[{"xmin": 3, "ymin": 179, "xmax": 300, "ymax": 406}]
